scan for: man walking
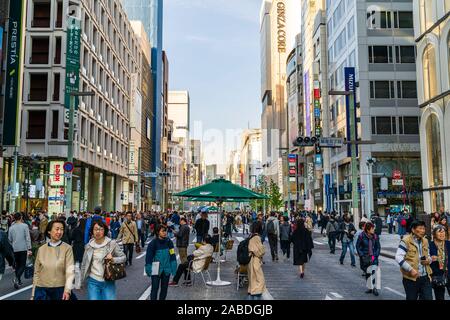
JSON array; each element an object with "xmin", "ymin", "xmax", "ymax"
[
  {"xmin": 371, "ymin": 213, "xmax": 383, "ymax": 238},
  {"xmin": 0, "ymin": 228, "xmax": 14, "ymax": 282},
  {"xmin": 175, "ymin": 217, "xmax": 190, "ymax": 264},
  {"xmin": 8, "ymin": 213, "xmax": 32, "ymax": 289},
  {"xmin": 395, "ymin": 220, "xmax": 433, "ymax": 300},
  {"xmin": 194, "ymin": 212, "xmax": 210, "ymax": 243},
  {"xmin": 118, "ymin": 212, "xmax": 139, "ymax": 266},
  {"xmin": 326, "ymin": 215, "xmax": 339, "ymax": 254},
  {"xmin": 266, "ymin": 212, "xmax": 280, "ymax": 261},
  {"xmin": 338, "ymin": 214, "xmax": 357, "ymax": 267},
  {"xmin": 136, "ymin": 213, "xmax": 147, "ymax": 248}
]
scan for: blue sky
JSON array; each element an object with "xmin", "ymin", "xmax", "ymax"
[{"xmin": 164, "ymin": 0, "xmax": 262, "ymax": 167}]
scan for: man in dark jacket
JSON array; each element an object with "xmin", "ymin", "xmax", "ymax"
[
  {"xmin": 175, "ymin": 218, "xmax": 190, "ymax": 264},
  {"xmin": 371, "ymin": 213, "xmax": 383, "ymax": 237},
  {"xmin": 0, "ymin": 229, "xmax": 14, "ymax": 282},
  {"xmin": 194, "ymin": 213, "xmax": 210, "ymax": 243}
]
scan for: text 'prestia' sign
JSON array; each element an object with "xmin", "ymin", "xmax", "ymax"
[{"xmin": 277, "ymin": 1, "xmax": 286, "ymax": 53}]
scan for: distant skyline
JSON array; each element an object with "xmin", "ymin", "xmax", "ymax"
[{"xmin": 164, "ymin": 0, "xmax": 262, "ymax": 171}]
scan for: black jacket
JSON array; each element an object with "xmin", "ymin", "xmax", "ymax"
[
  {"xmin": 194, "ymin": 219, "xmax": 210, "ymax": 237},
  {"xmin": 371, "ymin": 217, "xmax": 383, "ymax": 235},
  {"xmin": 338, "ymin": 222, "xmax": 357, "ymax": 241},
  {"xmin": 176, "ymin": 224, "xmax": 190, "ymax": 248},
  {"xmin": 0, "ymin": 230, "xmax": 14, "ymax": 274}
]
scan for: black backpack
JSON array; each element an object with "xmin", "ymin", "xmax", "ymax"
[
  {"xmin": 237, "ymin": 235, "xmax": 254, "ymax": 265},
  {"xmin": 266, "ymin": 220, "xmax": 276, "ymax": 235}
]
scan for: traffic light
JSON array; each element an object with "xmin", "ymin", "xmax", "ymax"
[
  {"xmin": 293, "ymin": 136, "xmax": 319, "ymax": 147},
  {"xmin": 159, "ymin": 172, "xmax": 171, "ymax": 177}
]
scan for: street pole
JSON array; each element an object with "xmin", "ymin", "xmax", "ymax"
[
  {"xmin": 137, "ymin": 147, "xmax": 142, "ymax": 212},
  {"xmin": 349, "ymin": 92, "xmax": 360, "ymax": 226},
  {"xmin": 64, "ymin": 94, "xmax": 75, "ymax": 217},
  {"xmin": 367, "ymin": 160, "xmax": 374, "ymax": 218},
  {"xmin": 10, "ymin": 147, "xmax": 19, "ymax": 213}
]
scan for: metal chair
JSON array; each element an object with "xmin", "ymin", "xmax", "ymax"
[{"xmin": 185, "ymin": 256, "xmax": 213, "ymax": 287}]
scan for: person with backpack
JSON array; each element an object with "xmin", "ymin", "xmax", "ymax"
[
  {"xmin": 292, "ymin": 218, "xmax": 314, "ymax": 278},
  {"xmin": 356, "ymin": 222, "xmax": 381, "ymax": 296},
  {"xmin": 8, "ymin": 212, "xmax": 32, "ymax": 289},
  {"xmin": 247, "ymin": 222, "xmax": 266, "ymax": 300},
  {"xmin": 338, "ymin": 214, "xmax": 357, "ymax": 267},
  {"xmin": 397, "ymin": 212, "xmax": 407, "ymax": 238},
  {"xmin": 266, "ymin": 212, "xmax": 279, "ymax": 261},
  {"xmin": 371, "ymin": 213, "xmax": 383, "ymax": 238},
  {"xmin": 326, "ymin": 215, "xmax": 339, "ymax": 254},
  {"xmin": 279, "ymin": 216, "xmax": 292, "ymax": 261},
  {"xmin": 117, "ymin": 212, "xmax": 139, "ymax": 266}
]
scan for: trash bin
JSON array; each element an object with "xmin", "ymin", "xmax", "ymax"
[{"xmin": 416, "ymin": 213, "xmax": 431, "ymax": 239}]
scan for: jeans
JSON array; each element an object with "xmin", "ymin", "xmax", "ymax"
[
  {"xmin": 328, "ymin": 233, "xmax": 336, "ymax": 253},
  {"xmin": 34, "ymin": 286, "xmax": 78, "ymax": 300},
  {"xmin": 268, "ymin": 234, "xmax": 278, "ymax": 260},
  {"xmin": 151, "ymin": 272, "xmax": 171, "ymax": 300},
  {"xmin": 123, "ymin": 243, "xmax": 134, "ymax": 265},
  {"xmin": 87, "ymin": 277, "xmax": 116, "ymax": 300},
  {"xmin": 248, "ymin": 294, "xmax": 262, "ymax": 300},
  {"xmin": 242, "ymin": 224, "xmax": 249, "ymax": 234},
  {"xmin": 403, "ymin": 276, "xmax": 433, "ymax": 300},
  {"xmin": 14, "ymin": 251, "xmax": 27, "ymax": 282},
  {"xmin": 388, "ymin": 223, "xmax": 393, "ymax": 234},
  {"xmin": 340, "ymin": 240, "xmax": 356, "ymax": 266},
  {"xmin": 138, "ymin": 229, "xmax": 146, "ymax": 248},
  {"xmin": 280, "ymin": 240, "xmax": 290, "ymax": 258}
]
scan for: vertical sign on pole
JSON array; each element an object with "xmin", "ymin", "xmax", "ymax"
[
  {"xmin": 345, "ymin": 67, "xmax": 358, "ymax": 157},
  {"xmin": 2, "ymin": 0, "xmax": 26, "ymax": 146},
  {"xmin": 64, "ymin": 9, "xmax": 82, "ymax": 125}
]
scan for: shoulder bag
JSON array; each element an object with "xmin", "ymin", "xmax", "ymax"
[
  {"xmin": 431, "ymin": 244, "xmax": 448, "ymax": 287},
  {"xmin": 125, "ymin": 222, "xmax": 141, "ymax": 253},
  {"xmin": 104, "ymin": 242, "xmax": 126, "ymax": 281}
]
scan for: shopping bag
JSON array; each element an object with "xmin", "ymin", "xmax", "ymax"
[{"xmin": 24, "ymin": 256, "xmax": 34, "ymax": 279}]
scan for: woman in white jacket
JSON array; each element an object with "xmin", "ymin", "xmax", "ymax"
[{"xmin": 168, "ymin": 235, "xmax": 214, "ymax": 286}]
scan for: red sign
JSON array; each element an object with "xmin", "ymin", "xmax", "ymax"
[
  {"xmin": 314, "ymin": 88, "xmax": 321, "ymax": 99},
  {"xmin": 289, "ymin": 168, "xmax": 296, "ymax": 175},
  {"xmin": 393, "ymin": 170, "xmax": 402, "ymax": 179}
]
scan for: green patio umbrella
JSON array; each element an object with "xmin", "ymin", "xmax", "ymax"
[
  {"xmin": 174, "ymin": 178, "xmax": 267, "ymax": 286},
  {"xmin": 186, "ymin": 197, "xmax": 251, "ymax": 203}
]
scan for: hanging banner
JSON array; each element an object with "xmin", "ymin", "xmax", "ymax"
[
  {"xmin": 3, "ymin": 0, "xmax": 26, "ymax": 146},
  {"xmin": 64, "ymin": 6, "xmax": 82, "ymax": 124},
  {"xmin": 49, "ymin": 161, "xmax": 65, "ymax": 187},
  {"xmin": 345, "ymin": 67, "xmax": 358, "ymax": 157}
]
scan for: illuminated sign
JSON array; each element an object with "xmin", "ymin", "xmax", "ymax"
[{"xmin": 49, "ymin": 161, "xmax": 65, "ymax": 187}]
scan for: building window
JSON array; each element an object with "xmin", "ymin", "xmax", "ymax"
[
  {"xmin": 27, "ymin": 111, "xmax": 46, "ymax": 139},
  {"xmin": 54, "ymin": 37, "xmax": 61, "ymax": 64},
  {"xmin": 395, "ymin": 46, "xmax": 415, "ymax": 63},
  {"xmin": 29, "ymin": 73, "xmax": 48, "ymax": 101},
  {"xmin": 55, "ymin": 1, "xmax": 63, "ymax": 28},
  {"xmin": 367, "ymin": 11, "xmax": 391, "ymax": 29},
  {"xmin": 423, "ymin": 45, "xmax": 438, "ymax": 101},
  {"xmin": 371, "ymin": 117, "xmax": 395, "ymax": 135},
  {"xmin": 368, "ymin": 46, "xmax": 392, "ymax": 63},
  {"xmin": 399, "ymin": 116, "xmax": 419, "ymax": 135},
  {"xmin": 426, "ymin": 114, "xmax": 443, "ymax": 190},
  {"xmin": 30, "ymin": 37, "xmax": 49, "ymax": 64},
  {"xmin": 370, "ymin": 81, "xmax": 395, "ymax": 99},
  {"xmin": 51, "ymin": 110, "xmax": 59, "ymax": 139},
  {"xmin": 393, "ymin": 11, "xmax": 413, "ymax": 28},
  {"xmin": 397, "ymin": 81, "xmax": 417, "ymax": 99},
  {"xmin": 32, "ymin": 1, "xmax": 51, "ymax": 28},
  {"xmin": 52, "ymin": 73, "xmax": 60, "ymax": 101}
]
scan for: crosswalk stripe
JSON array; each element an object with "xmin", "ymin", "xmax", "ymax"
[
  {"xmin": 236, "ymin": 237, "xmax": 245, "ymax": 243},
  {"xmin": 0, "ymin": 285, "xmax": 33, "ymax": 301},
  {"xmin": 313, "ymin": 241, "xmax": 325, "ymax": 245},
  {"xmin": 330, "ymin": 292, "xmax": 343, "ymax": 299},
  {"xmin": 136, "ymin": 252, "xmax": 146, "ymax": 259},
  {"xmin": 138, "ymin": 285, "xmax": 152, "ymax": 300},
  {"xmin": 384, "ymin": 286, "xmax": 406, "ymax": 298}
]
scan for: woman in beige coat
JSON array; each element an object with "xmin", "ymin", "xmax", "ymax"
[{"xmin": 248, "ymin": 221, "xmax": 266, "ymax": 300}]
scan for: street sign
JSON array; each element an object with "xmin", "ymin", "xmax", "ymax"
[
  {"xmin": 63, "ymin": 161, "xmax": 74, "ymax": 172},
  {"xmin": 392, "ymin": 179, "xmax": 404, "ymax": 186},
  {"xmin": 393, "ymin": 170, "xmax": 402, "ymax": 179},
  {"xmin": 319, "ymin": 137, "xmax": 344, "ymax": 148},
  {"xmin": 377, "ymin": 198, "xmax": 387, "ymax": 205},
  {"xmin": 143, "ymin": 172, "xmax": 159, "ymax": 178}
]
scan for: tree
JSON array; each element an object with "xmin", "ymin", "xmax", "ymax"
[
  {"xmin": 250, "ymin": 175, "xmax": 269, "ymax": 213},
  {"xmin": 269, "ymin": 179, "xmax": 283, "ymax": 211}
]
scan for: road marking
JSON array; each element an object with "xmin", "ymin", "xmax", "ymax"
[
  {"xmin": 262, "ymin": 290, "xmax": 274, "ymax": 300},
  {"xmin": 384, "ymin": 287, "xmax": 406, "ymax": 298},
  {"xmin": 136, "ymin": 252, "xmax": 146, "ymax": 259},
  {"xmin": 330, "ymin": 292, "xmax": 343, "ymax": 299},
  {"xmin": 313, "ymin": 241, "xmax": 325, "ymax": 245},
  {"xmin": 0, "ymin": 285, "xmax": 33, "ymax": 300},
  {"xmin": 138, "ymin": 285, "xmax": 152, "ymax": 300},
  {"xmin": 236, "ymin": 237, "xmax": 244, "ymax": 243},
  {"xmin": 325, "ymin": 295, "xmax": 333, "ymax": 300}
]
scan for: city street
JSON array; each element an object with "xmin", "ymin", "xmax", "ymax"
[{"xmin": 0, "ymin": 226, "xmax": 409, "ymax": 300}]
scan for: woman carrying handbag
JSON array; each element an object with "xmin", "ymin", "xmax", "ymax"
[
  {"xmin": 81, "ymin": 220, "xmax": 126, "ymax": 300},
  {"xmin": 356, "ymin": 222, "xmax": 381, "ymax": 296},
  {"xmin": 430, "ymin": 225, "xmax": 450, "ymax": 300}
]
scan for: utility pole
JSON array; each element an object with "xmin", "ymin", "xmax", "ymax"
[
  {"xmin": 348, "ymin": 91, "xmax": 359, "ymax": 226},
  {"xmin": 137, "ymin": 147, "xmax": 142, "ymax": 212}
]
